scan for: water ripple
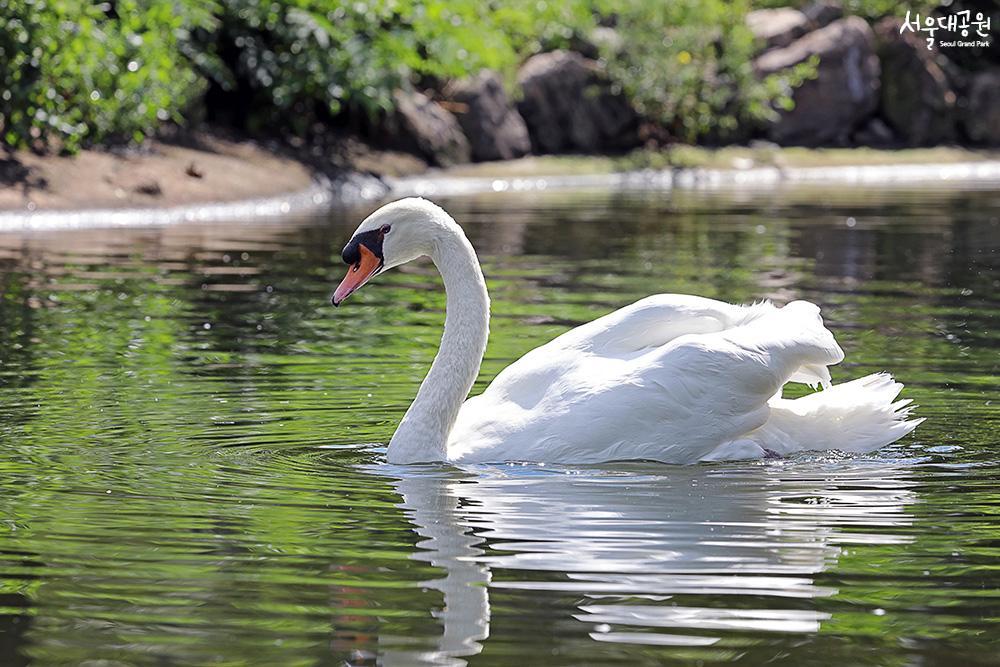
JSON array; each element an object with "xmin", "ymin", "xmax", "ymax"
[{"xmin": 0, "ymin": 186, "xmax": 997, "ymax": 665}]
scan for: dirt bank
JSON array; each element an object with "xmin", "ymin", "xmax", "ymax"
[{"xmin": 0, "ymin": 133, "xmax": 316, "ymax": 213}]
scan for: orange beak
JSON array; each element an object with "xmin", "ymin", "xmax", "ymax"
[{"xmin": 332, "ymin": 244, "xmax": 382, "ymax": 306}]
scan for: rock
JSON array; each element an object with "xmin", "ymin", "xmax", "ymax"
[
  {"xmin": 803, "ymin": 0, "xmax": 843, "ymax": 29},
  {"xmin": 443, "ymin": 70, "xmax": 531, "ymax": 162},
  {"xmin": 0, "ymin": 157, "xmax": 31, "ymax": 186},
  {"xmin": 746, "ymin": 8, "xmax": 811, "ymax": 51},
  {"xmin": 516, "ymin": 50, "xmax": 639, "ymax": 154},
  {"xmin": 133, "ymin": 180, "xmax": 162, "ymax": 196},
  {"xmin": 964, "ymin": 69, "xmax": 1000, "ymax": 145},
  {"xmin": 874, "ymin": 18, "xmax": 956, "ymax": 146},
  {"xmin": 755, "ymin": 17, "xmax": 880, "ymax": 146},
  {"xmin": 391, "ymin": 90, "xmax": 471, "ymax": 167}
]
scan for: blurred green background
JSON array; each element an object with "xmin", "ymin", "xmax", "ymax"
[{"xmin": 6, "ymin": 0, "xmax": 986, "ymax": 154}]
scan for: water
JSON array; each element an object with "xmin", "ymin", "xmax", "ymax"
[{"xmin": 0, "ymin": 184, "xmax": 997, "ymax": 665}]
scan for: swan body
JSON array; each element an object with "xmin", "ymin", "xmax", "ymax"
[{"xmin": 332, "ymin": 198, "xmax": 921, "ymax": 465}]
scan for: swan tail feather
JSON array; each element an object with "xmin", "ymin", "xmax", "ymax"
[{"xmin": 751, "ymin": 372, "xmax": 923, "ymax": 455}]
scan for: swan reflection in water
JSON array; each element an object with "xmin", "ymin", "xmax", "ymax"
[{"xmin": 372, "ymin": 459, "xmax": 916, "ymax": 665}]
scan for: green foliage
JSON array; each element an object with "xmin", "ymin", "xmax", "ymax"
[
  {"xmin": 596, "ymin": 0, "xmax": 814, "ymax": 143},
  {"xmin": 750, "ymin": 0, "xmax": 941, "ymax": 20},
  {"xmin": 203, "ymin": 1, "xmax": 597, "ymax": 134},
  {"xmin": 209, "ymin": 0, "xmax": 804, "ymax": 144},
  {"xmin": 0, "ymin": 0, "xmax": 597, "ymax": 148},
  {"xmin": 0, "ymin": 0, "xmax": 213, "ymax": 151},
  {"xmin": 0, "ymin": 0, "xmax": 821, "ymax": 152}
]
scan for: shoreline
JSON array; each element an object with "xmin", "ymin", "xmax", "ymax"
[
  {"xmin": 3, "ymin": 145, "xmax": 1000, "ymax": 232},
  {"xmin": 391, "ymin": 159, "xmax": 1000, "ymax": 198},
  {"xmin": 0, "ymin": 175, "xmax": 386, "ymax": 232}
]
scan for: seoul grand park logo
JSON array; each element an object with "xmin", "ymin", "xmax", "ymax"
[{"xmin": 900, "ymin": 8, "xmax": 993, "ymax": 50}]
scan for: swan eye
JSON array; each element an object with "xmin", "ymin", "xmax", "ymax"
[{"xmin": 380, "ymin": 224, "xmax": 391, "ymax": 235}]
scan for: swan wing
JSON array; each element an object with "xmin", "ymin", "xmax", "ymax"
[
  {"xmin": 543, "ymin": 293, "xmax": 774, "ymax": 356},
  {"xmin": 449, "ymin": 298, "xmax": 845, "ymax": 463},
  {"xmin": 456, "ymin": 294, "xmax": 758, "ymax": 423}
]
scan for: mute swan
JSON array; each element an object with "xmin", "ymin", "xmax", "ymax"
[{"xmin": 332, "ymin": 197, "xmax": 921, "ymax": 465}]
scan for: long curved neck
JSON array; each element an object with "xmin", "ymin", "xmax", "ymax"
[{"xmin": 387, "ymin": 226, "xmax": 489, "ymax": 463}]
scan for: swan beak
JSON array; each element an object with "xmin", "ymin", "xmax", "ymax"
[{"xmin": 332, "ymin": 244, "xmax": 381, "ymax": 306}]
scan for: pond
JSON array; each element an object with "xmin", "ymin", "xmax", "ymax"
[{"xmin": 0, "ymin": 183, "xmax": 997, "ymax": 665}]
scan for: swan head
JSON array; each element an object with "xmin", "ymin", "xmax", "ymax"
[{"xmin": 332, "ymin": 197, "xmax": 451, "ymax": 306}]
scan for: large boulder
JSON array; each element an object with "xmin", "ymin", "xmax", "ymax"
[
  {"xmin": 964, "ymin": 69, "xmax": 1000, "ymax": 145},
  {"xmin": 516, "ymin": 50, "xmax": 639, "ymax": 154},
  {"xmin": 755, "ymin": 16, "xmax": 880, "ymax": 145},
  {"xmin": 443, "ymin": 70, "xmax": 531, "ymax": 162},
  {"xmin": 746, "ymin": 8, "xmax": 811, "ymax": 51},
  {"xmin": 874, "ymin": 18, "xmax": 956, "ymax": 145},
  {"xmin": 391, "ymin": 90, "xmax": 471, "ymax": 167}
]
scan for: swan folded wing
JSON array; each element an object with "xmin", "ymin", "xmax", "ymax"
[
  {"xmin": 463, "ymin": 294, "xmax": 773, "ymax": 416},
  {"xmin": 547, "ymin": 294, "xmax": 776, "ymax": 357},
  {"xmin": 622, "ymin": 300, "xmax": 846, "ymax": 459},
  {"xmin": 636, "ymin": 299, "xmax": 844, "ymax": 402},
  {"xmin": 449, "ymin": 298, "xmax": 847, "ymax": 464},
  {"xmin": 452, "ymin": 324, "xmax": 825, "ymax": 464}
]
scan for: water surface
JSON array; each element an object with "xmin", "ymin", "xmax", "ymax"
[{"xmin": 0, "ymin": 184, "xmax": 997, "ymax": 665}]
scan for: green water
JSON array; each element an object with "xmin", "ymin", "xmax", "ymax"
[{"xmin": 0, "ymin": 185, "xmax": 997, "ymax": 665}]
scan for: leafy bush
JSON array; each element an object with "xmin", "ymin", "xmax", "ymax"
[
  {"xmin": 200, "ymin": 1, "xmax": 596, "ymax": 135},
  {"xmin": 595, "ymin": 0, "xmax": 814, "ymax": 143},
  {"xmin": 0, "ymin": 0, "xmax": 213, "ymax": 151},
  {"xmin": 0, "ymin": 0, "xmax": 824, "ymax": 152},
  {"xmin": 0, "ymin": 0, "xmax": 596, "ymax": 147}
]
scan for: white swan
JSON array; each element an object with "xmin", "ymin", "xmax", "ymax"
[{"xmin": 332, "ymin": 197, "xmax": 921, "ymax": 465}]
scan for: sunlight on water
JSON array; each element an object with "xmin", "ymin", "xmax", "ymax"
[{"xmin": 0, "ymin": 185, "xmax": 997, "ymax": 665}]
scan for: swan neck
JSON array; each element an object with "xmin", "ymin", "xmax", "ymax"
[{"xmin": 387, "ymin": 227, "xmax": 489, "ymax": 463}]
